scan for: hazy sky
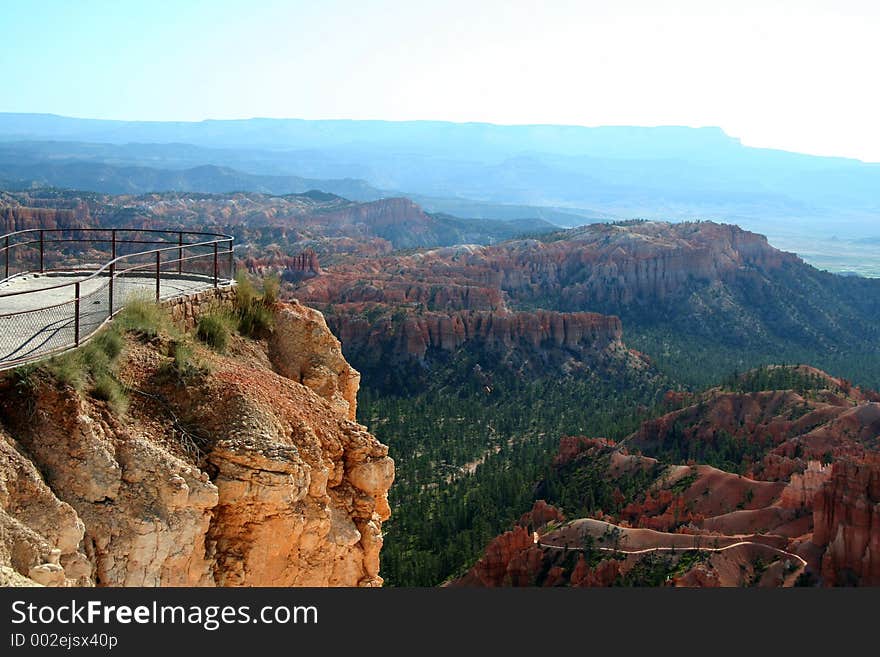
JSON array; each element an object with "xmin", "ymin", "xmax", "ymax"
[{"xmin": 3, "ymin": 0, "xmax": 879, "ymax": 161}]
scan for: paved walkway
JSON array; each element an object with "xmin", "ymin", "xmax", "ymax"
[{"xmin": 0, "ymin": 272, "xmax": 219, "ymax": 369}]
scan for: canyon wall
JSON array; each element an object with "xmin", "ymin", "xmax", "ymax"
[
  {"xmin": 0, "ymin": 203, "xmax": 90, "ymax": 233},
  {"xmin": 293, "ymin": 221, "xmax": 802, "ymax": 316},
  {"xmin": 489, "ymin": 222, "xmax": 798, "ymax": 307},
  {"xmin": 327, "ymin": 309, "xmax": 624, "ymax": 363}
]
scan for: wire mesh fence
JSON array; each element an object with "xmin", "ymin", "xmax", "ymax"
[
  {"xmin": 0, "ymin": 299, "xmax": 78, "ymax": 364},
  {"xmin": 0, "ymin": 228, "xmax": 234, "ymax": 370},
  {"xmin": 77, "ymin": 279, "xmax": 112, "ymax": 340}
]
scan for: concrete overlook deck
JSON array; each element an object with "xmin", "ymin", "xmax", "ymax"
[{"xmin": 0, "ymin": 228, "xmax": 234, "ymax": 370}]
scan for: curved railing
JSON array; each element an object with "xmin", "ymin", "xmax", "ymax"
[{"xmin": 0, "ymin": 228, "xmax": 234, "ymax": 369}]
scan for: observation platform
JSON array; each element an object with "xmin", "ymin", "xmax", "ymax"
[{"xmin": 0, "ymin": 228, "xmax": 234, "ymax": 370}]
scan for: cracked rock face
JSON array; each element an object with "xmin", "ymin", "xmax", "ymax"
[
  {"xmin": 0, "ymin": 425, "xmax": 87, "ymax": 585},
  {"xmin": 0, "ymin": 298, "xmax": 393, "ymax": 587},
  {"xmin": 268, "ymin": 300, "xmax": 361, "ymax": 422}
]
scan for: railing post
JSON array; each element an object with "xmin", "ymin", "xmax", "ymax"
[
  {"xmin": 213, "ymin": 241, "xmax": 218, "ymax": 288},
  {"xmin": 4, "ymin": 235, "xmax": 8, "ymax": 280},
  {"xmin": 109, "ymin": 230, "xmax": 117, "ymax": 316},
  {"xmin": 74, "ymin": 282, "xmax": 81, "ymax": 346},
  {"xmin": 39, "ymin": 230, "xmax": 44, "ymax": 273},
  {"xmin": 228, "ymin": 241, "xmax": 234, "ymax": 282},
  {"xmin": 109, "ymin": 262, "xmax": 115, "ymax": 315},
  {"xmin": 155, "ymin": 251, "xmax": 161, "ymax": 302},
  {"xmin": 178, "ymin": 232, "xmax": 184, "ymax": 275}
]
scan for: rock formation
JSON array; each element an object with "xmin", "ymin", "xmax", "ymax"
[
  {"xmin": 0, "ymin": 200, "xmax": 89, "ymax": 233},
  {"xmin": 0, "ymin": 425, "xmax": 88, "ymax": 586},
  {"xmin": 627, "ymin": 381, "xmax": 880, "ymax": 481},
  {"xmin": 289, "ymin": 249, "xmax": 322, "ymax": 276},
  {"xmin": 269, "ymin": 300, "xmax": 361, "ymax": 421},
  {"xmin": 0, "ymin": 296, "xmax": 393, "ymax": 587},
  {"xmin": 812, "ymin": 455, "xmax": 880, "ymax": 585},
  {"xmin": 462, "ymin": 524, "xmax": 535, "ymax": 587},
  {"xmin": 455, "ymin": 370, "xmax": 880, "ymax": 587},
  {"xmin": 243, "ymin": 249, "xmax": 322, "ymax": 281},
  {"xmin": 327, "ymin": 308, "xmax": 625, "ymax": 364},
  {"xmin": 779, "ymin": 461, "xmax": 832, "ymax": 509},
  {"xmin": 290, "ymin": 220, "xmax": 802, "ymax": 313},
  {"xmin": 289, "ymin": 219, "xmax": 880, "ymax": 374}
]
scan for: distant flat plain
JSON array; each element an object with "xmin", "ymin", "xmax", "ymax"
[{"xmin": 769, "ymin": 234, "xmax": 880, "ymax": 278}]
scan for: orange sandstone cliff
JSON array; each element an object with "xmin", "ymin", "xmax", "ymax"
[{"xmin": 0, "ymin": 296, "xmax": 393, "ymax": 587}]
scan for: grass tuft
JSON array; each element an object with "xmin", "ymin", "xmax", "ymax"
[
  {"xmin": 91, "ymin": 372, "xmax": 129, "ymax": 415},
  {"xmin": 38, "ymin": 297, "xmax": 157, "ymax": 415},
  {"xmin": 234, "ymin": 269, "xmax": 276, "ymax": 337},
  {"xmin": 196, "ymin": 312, "xmax": 235, "ymax": 352},
  {"xmin": 115, "ymin": 294, "xmax": 166, "ymax": 337},
  {"xmin": 261, "ymin": 273, "xmax": 280, "ymax": 306},
  {"xmin": 45, "ymin": 351, "xmax": 89, "ymax": 391}
]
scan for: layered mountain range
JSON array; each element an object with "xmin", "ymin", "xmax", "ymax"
[
  {"xmin": 8, "ymin": 187, "xmax": 872, "ymax": 388},
  {"xmin": 295, "ymin": 220, "xmax": 797, "ymax": 309},
  {"xmin": 3, "ymin": 116, "xmax": 880, "ymax": 237}
]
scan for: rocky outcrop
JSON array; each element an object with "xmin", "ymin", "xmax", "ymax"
[
  {"xmin": 290, "ymin": 220, "xmax": 880, "ymax": 367},
  {"xmin": 299, "ymin": 278, "xmax": 505, "ymax": 311},
  {"xmin": 488, "ymin": 221, "xmax": 798, "ymax": 307},
  {"xmin": 243, "ymin": 250, "xmax": 322, "ymax": 281},
  {"xmin": 553, "ymin": 436, "xmax": 616, "ymax": 467},
  {"xmin": 779, "ymin": 461, "xmax": 832, "ymax": 509},
  {"xmin": 0, "ymin": 426, "xmax": 88, "ymax": 586},
  {"xmin": 269, "ymin": 300, "xmax": 361, "ymax": 421},
  {"xmin": 454, "ymin": 502, "xmax": 564, "ymax": 587},
  {"xmin": 813, "ymin": 455, "xmax": 880, "ymax": 586},
  {"xmin": 518, "ymin": 500, "xmax": 565, "ymax": 532},
  {"xmin": 627, "ymin": 383, "xmax": 879, "ymax": 481},
  {"xmin": 569, "ymin": 555, "xmax": 621, "ymax": 587},
  {"xmin": 0, "ymin": 296, "xmax": 392, "ymax": 587},
  {"xmin": 1, "ymin": 383, "xmax": 217, "ymax": 586},
  {"xmin": 289, "ymin": 249, "xmax": 322, "ymax": 276},
  {"xmin": 465, "ymin": 525, "xmax": 534, "ymax": 587},
  {"xmin": 89, "ymin": 440, "xmax": 215, "ymax": 586},
  {"xmin": 315, "ymin": 198, "xmax": 435, "ymax": 244}
]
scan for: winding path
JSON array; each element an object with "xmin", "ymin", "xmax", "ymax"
[{"xmin": 537, "ymin": 538, "xmax": 807, "ymax": 569}]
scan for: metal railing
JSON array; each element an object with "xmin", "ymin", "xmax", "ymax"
[{"xmin": 0, "ymin": 228, "xmax": 234, "ymax": 369}]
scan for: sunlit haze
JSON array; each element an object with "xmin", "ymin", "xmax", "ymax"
[{"xmin": 2, "ymin": 0, "xmax": 879, "ymax": 161}]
